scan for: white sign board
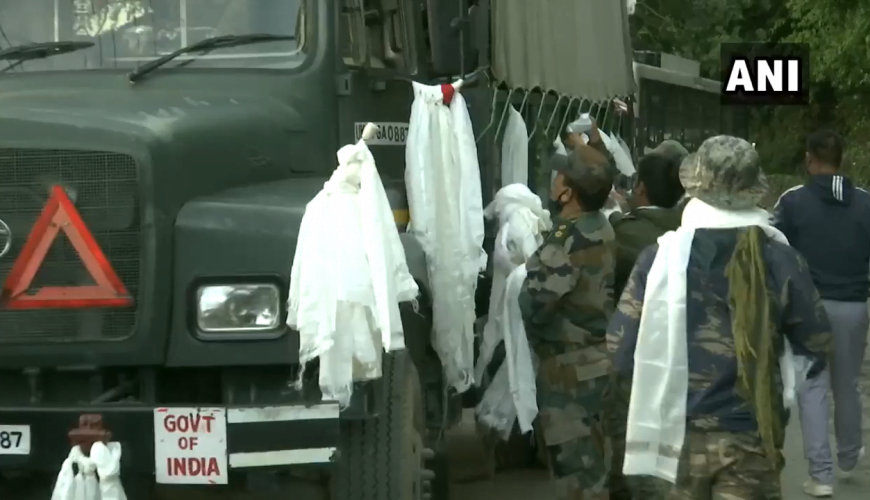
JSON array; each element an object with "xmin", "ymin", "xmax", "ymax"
[
  {"xmin": 354, "ymin": 122, "xmax": 409, "ymax": 145},
  {"xmin": 0, "ymin": 425, "xmax": 30, "ymax": 455},
  {"xmin": 154, "ymin": 408, "xmax": 228, "ymax": 485}
]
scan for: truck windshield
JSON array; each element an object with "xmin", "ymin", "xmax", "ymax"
[{"xmin": 0, "ymin": 0, "xmax": 306, "ymax": 72}]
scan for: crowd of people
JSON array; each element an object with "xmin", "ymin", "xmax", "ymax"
[{"xmin": 518, "ymin": 125, "xmax": 868, "ymax": 498}]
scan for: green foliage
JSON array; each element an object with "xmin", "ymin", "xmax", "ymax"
[
  {"xmin": 783, "ymin": 0, "xmax": 870, "ymax": 90},
  {"xmin": 631, "ymin": 0, "xmax": 779, "ymax": 78},
  {"xmin": 630, "ymin": 0, "xmax": 870, "ymax": 182}
]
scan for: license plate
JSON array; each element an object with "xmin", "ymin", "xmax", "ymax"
[
  {"xmin": 0, "ymin": 425, "xmax": 31, "ymax": 455},
  {"xmin": 353, "ymin": 122, "xmax": 409, "ymax": 145}
]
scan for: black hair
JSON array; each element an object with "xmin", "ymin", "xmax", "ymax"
[
  {"xmin": 636, "ymin": 154, "xmax": 685, "ymax": 208},
  {"xmin": 561, "ymin": 176, "xmax": 610, "ymax": 212},
  {"xmin": 806, "ymin": 129, "xmax": 844, "ymax": 168},
  {"xmin": 561, "ymin": 149, "xmax": 613, "ymax": 211}
]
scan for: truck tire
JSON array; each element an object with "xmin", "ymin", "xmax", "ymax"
[
  {"xmin": 426, "ymin": 438, "xmax": 451, "ymax": 500},
  {"xmin": 333, "ymin": 351, "xmax": 437, "ymax": 500}
]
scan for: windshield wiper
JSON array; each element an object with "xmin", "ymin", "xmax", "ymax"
[
  {"xmin": 128, "ymin": 33, "xmax": 295, "ymax": 83},
  {"xmin": 0, "ymin": 41, "xmax": 94, "ymax": 72}
]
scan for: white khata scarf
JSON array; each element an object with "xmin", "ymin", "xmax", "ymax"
[{"xmin": 623, "ymin": 198, "xmax": 811, "ymax": 483}]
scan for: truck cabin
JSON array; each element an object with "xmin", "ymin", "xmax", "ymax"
[{"xmin": 0, "ymin": 1, "xmax": 635, "ymax": 497}]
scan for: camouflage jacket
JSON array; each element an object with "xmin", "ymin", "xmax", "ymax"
[
  {"xmin": 606, "ymin": 228, "xmax": 832, "ymax": 433},
  {"xmin": 519, "ymin": 212, "xmax": 616, "ymax": 352}
]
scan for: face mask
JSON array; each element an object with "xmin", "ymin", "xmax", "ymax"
[{"xmin": 548, "ymin": 189, "xmax": 569, "ymax": 215}]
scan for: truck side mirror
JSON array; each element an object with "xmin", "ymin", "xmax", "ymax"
[{"xmin": 425, "ymin": 0, "xmax": 481, "ymax": 76}]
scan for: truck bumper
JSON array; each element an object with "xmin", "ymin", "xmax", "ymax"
[{"xmin": 0, "ymin": 403, "xmax": 340, "ymax": 477}]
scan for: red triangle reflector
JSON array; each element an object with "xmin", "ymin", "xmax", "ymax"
[{"xmin": 0, "ymin": 186, "xmax": 133, "ymax": 310}]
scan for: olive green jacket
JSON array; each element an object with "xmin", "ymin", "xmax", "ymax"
[{"xmin": 609, "ymin": 206, "xmax": 682, "ymax": 298}]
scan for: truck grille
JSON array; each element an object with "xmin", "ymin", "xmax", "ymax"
[{"xmin": 0, "ymin": 149, "xmax": 140, "ymax": 343}]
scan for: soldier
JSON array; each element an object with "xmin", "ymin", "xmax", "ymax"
[
  {"xmin": 642, "ymin": 141, "xmax": 696, "ymax": 212},
  {"xmin": 586, "ymin": 119, "xmax": 630, "ymax": 198},
  {"xmin": 610, "ymin": 141, "xmax": 688, "ymax": 298},
  {"xmin": 607, "ymin": 136, "xmax": 832, "ymax": 499},
  {"xmin": 520, "ymin": 144, "xmax": 616, "ymax": 499},
  {"xmin": 605, "ymin": 140, "xmax": 687, "ymax": 500},
  {"xmin": 562, "ymin": 116, "xmax": 629, "ymax": 196},
  {"xmin": 643, "ymin": 140, "xmax": 690, "ymax": 165}
]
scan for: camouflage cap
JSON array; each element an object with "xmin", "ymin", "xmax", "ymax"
[
  {"xmin": 645, "ymin": 139, "xmax": 689, "ymax": 164},
  {"xmin": 679, "ymin": 135, "xmax": 767, "ymax": 210},
  {"xmin": 555, "ymin": 144, "xmax": 614, "ymax": 196}
]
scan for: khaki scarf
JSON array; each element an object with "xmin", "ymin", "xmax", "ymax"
[{"xmin": 726, "ymin": 227, "xmax": 784, "ymax": 469}]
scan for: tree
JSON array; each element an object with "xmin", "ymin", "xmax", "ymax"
[
  {"xmin": 630, "ymin": 0, "xmax": 870, "ymax": 181},
  {"xmin": 784, "ymin": 0, "xmax": 870, "ymax": 92},
  {"xmin": 631, "ymin": 0, "xmax": 785, "ymax": 79}
]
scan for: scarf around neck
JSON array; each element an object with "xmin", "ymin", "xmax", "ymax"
[{"xmin": 623, "ymin": 198, "xmax": 809, "ymax": 482}]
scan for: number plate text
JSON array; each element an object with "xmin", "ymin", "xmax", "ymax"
[{"xmin": 0, "ymin": 425, "xmax": 31, "ymax": 455}]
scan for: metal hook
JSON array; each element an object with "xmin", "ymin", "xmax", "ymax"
[
  {"xmin": 586, "ymin": 101, "xmax": 598, "ymax": 123},
  {"xmin": 601, "ymin": 101, "xmax": 611, "ymax": 133},
  {"xmin": 595, "ymin": 100, "xmax": 607, "ymax": 124},
  {"xmin": 573, "ymin": 98, "xmax": 589, "ymax": 137},
  {"xmin": 615, "ymin": 97, "xmax": 629, "ymax": 135},
  {"xmin": 475, "ymin": 88, "xmax": 502, "ymax": 143},
  {"xmin": 543, "ymin": 95, "xmax": 566, "ymax": 136},
  {"xmin": 577, "ymin": 99, "xmax": 587, "ymax": 117},
  {"xmin": 527, "ymin": 91, "xmax": 547, "ymax": 140},
  {"xmin": 518, "ymin": 89, "xmax": 531, "ymax": 115},
  {"xmin": 576, "ymin": 97, "xmax": 588, "ymax": 117},
  {"xmin": 557, "ymin": 97, "xmax": 579, "ymax": 136},
  {"xmin": 573, "ymin": 98, "xmax": 589, "ymax": 127},
  {"xmin": 493, "ymin": 88, "xmax": 516, "ymax": 142}
]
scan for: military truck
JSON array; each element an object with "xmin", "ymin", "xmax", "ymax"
[{"xmin": 0, "ymin": 1, "xmax": 635, "ymax": 498}]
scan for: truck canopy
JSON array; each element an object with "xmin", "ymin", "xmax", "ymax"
[{"xmin": 491, "ymin": 0, "xmax": 636, "ymax": 100}]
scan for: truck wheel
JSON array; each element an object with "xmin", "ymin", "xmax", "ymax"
[
  {"xmin": 424, "ymin": 437, "xmax": 451, "ymax": 500},
  {"xmin": 333, "ymin": 351, "xmax": 439, "ymax": 500}
]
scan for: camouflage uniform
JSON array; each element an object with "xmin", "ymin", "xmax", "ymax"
[
  {"xmin": 520, "ymin": 157, "xmax": 616, "ymax": 500},
  {"xmin": 606, "ymin": 136, "xmax": 833, "ymax": 499},
  {"xmin": 606, "ymin": 140, "xmax": 687, "ymax": 500},
  {"xmin": 606, "ymin": 140, "xmax": 689, "ymax": 500}
]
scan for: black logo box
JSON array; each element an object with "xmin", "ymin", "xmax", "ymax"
[{"xmin": 720, "ymin": 43, "xmax": 810, "ymax": 106}]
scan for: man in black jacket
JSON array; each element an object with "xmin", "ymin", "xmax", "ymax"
[{"xmin": 772, "ymin": 129, "xmax": 870, "ymax": 497}]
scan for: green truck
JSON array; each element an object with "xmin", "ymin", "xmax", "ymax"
[{"xmin": 0, "ymin": 1, "xmax": 635, "ymax": 498}]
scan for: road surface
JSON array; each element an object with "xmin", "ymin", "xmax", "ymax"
[
  {"xmin": 9, "ymin": 336, "xmax": 868, "ymax": 500},
  {"xmin": 452, "ymin": 330, "xmax": 870, "ymax": 500},
  {"xmin": 450, "ymin": 410, "xmax": 869, "ymax": 499}
]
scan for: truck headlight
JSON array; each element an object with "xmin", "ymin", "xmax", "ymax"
[{"xmin": 196, "ymin": 284, "xmax": 281, "ymax": 332}]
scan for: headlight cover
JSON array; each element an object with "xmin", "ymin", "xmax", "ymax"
[{"xmin": 196, "ymin": 284, "xmax": 281, "ymax": 332}]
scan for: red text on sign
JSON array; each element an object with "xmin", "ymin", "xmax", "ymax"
[
  {"xmin": 177, "ymin": 436, "xmax": 199, "ymax": 450},
  {"xmin": 166, "ymin": 457, "xmax": 221, "ymax": 477},
  {"xmin": 162, "ymin": 412, "xmax": 222, "ymax": 478},
  {"xmin": 163, "ymin": 413, "xmax": 215, "ymax": 433}
]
